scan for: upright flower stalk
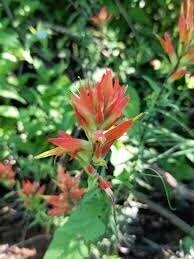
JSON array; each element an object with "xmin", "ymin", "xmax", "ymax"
[
  {"xmin": 35, "ymin": 70, "xmax": 142, "ymax": 204},
  {"xmin": 159, "ymin": 0, "xmax": 194, "ymax": 83}
]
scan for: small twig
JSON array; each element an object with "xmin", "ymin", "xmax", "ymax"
[
  {"xmin": 147, "ymin": 164, "xmax": 194, "ymax": 202},
  {"xmin": 135, "ymin": 191, "xmax": 194, "ymax": 238},
  {"xmin": 147, "ymin": 145, "xmax": 178, "ymax": 164},
  {"xmin": 15, "ymin": 234, "xmax": 51, "ymax": 247},
  {"xmin": 142, "ymin": 237, "xmax": 162, "ymax": 251},
  {"xmin": 43, "ymin": 22, "xmax": 81, "ymax": 39}
]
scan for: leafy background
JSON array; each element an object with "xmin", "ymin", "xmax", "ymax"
[{"xmin": 0, "ymin": 0, "xmax": 194, "ymax": 258}]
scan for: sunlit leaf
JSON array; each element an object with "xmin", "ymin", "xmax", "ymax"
[
  {"xmin": 0, "ymin": 105, "xmax": 19, "ymax": 118},
  {"xmin": 0, "ymin": 89, "xmax": 26, "ymax": 104}
]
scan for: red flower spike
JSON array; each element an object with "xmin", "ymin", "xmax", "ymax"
[
  {"xmin": 47, "ymin": 195, "xmax": 72, "ymax": 216},
  {"xmin": 178, "ymin": 0, "xmax": 194, "ymax": 44},
  {"xmin": 35, "ymin": 71, "xmax": 143, "ymax": 174},
  {"xmin": 19, "ymin": 180, "xmax": 45, "ymax": 207},
  {"xmin": 21, "ymin": 180, "xmax": 45, "ymax": 197},
  {"xmin": 0, "ymin": 162, "xmax": 15, "ymax": 184},
  {"xmin": 71, "ymin": 70, "xmax": 129, "ymax": 136},
  {"xmin": 48, "ymin": 168, "xmax": 85, "ymax": 216}
]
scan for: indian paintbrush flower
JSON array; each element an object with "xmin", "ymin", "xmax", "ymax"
[
  {"xmin": 158, "ymin": 32, "xmax": 177, "ymax": 64},
  {"xmin": 47, "ymin": 168, "xmax": 85, "ymax": 216},
  {"xmin": 159, "ymin": 32, "xmax": 176, "ymax": 56},
  {"xmin": 19, "ymin": 180, "xmax": 45, "ymax": 207},
  {"xmin": 159, "ymin": 0, "xmax": 194, "ymax": 83},
  {"xmin": 178, "ymin": 0, "xmax": 194, "ymax": 45},
  {"xmin": 71, "ymin": 70, "xmax": 129, "ymax": 137},
  {"xmin": 0, "ymin": 162, "xmax": 15, "ymax": 184},
  {"xmin": 35, "ymin": 71, "xmax": 143, "ymax": 199},
  {"xmin": 90, "ymin": 6, "xmax": 112, "ymax": 26}
]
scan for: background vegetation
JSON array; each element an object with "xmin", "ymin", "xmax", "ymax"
[{"xmin": 0, "ymin": 0, "xmax": 194, "ymax": 258}]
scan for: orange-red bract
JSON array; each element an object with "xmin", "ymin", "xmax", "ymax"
[
  {"xmin": 72, "ymin": 70, "xmax": 129, "ymax": 137},
  {"xmin": 178, "ymin": 0, "xmax": 194, "ymax": 44},
  {"xmin": 0, "ymin": 162, "xmax": 15, "ymax": 184},
  {"xmin": 47, "ymin": 169, "xmax": 85, "ymax": 216},
  {"xmin": 20, "ymin": 180, "xmax": 45, "ymax": 197},
  {"xmin": 170, "ymin": 69, "xmax": 187, "ymax": 81},
  {"xmin": 159, "ymin": 32, "xmax": 175, "ymax": 56},
  {"xmin": 35, "ymin": 132, "xmax": 90, "ymax": 159},
  {"xmin": 90, "ymin": 6, "xmax": 112, "ymax": 25}
]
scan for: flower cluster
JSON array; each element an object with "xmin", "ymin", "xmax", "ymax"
[
  {"xmin": 159, "ymin": 0, "xmax": 194, "ymax": 81},
  {"xmin": 90, "ymin": 6, "xmax": 112, "ymax": 26},
  {"xmin": 19, "ymin": 180, "xmax": 45, "ymax": 206},
  {"xmin": 0, "ymin": 162, "xmax": 15, "ymax": 185},
  {"xmin": 35, "ymin": 70, "xmax": 142, "ymax": 204},
  {"xmin": 47, "ymin": 168, "xmax": 85, "ymax": 216}
]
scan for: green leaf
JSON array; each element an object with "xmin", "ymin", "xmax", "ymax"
[
  {"xmin": 142, "ymin": 75, "xmax": 160, "ymax": 92},
  {"xmin": 162, "ymin": 157, "xmax": 194, "ymax": 181},
  {"xmin": 183, "ymin": 234, "xmax": 194, "ymax": 254},
  {"xmin": 125, "ymin": 85, "xmax": 140, "ymax": 117},
  {"xmin": 64, "ymin": 201, "xmax": 106, "ymax": 242},
  {"xmin": 43, "ymin": 229, "xmax": 88, "ymax": 259},
  {"xmin": 0, "ymin": 31, "xmax": 21, "ymax": 49},
  {"xmin": 62, "ymin": 189, "xmax": 107, "ymax": 242},
  {"xmin": 128, "ymin": 8, "xmax": 151, "ymax": 25},
  {"xmin": 0, "ymin": 105, "xmax": 19, "ymax": 118},
  {"xmin": 0, "ymin": 89, "xmax": 26, "ymax": 104},
  {"xmin": 44, "ymin": 189, "xmax": 109, "ymax": 259}
]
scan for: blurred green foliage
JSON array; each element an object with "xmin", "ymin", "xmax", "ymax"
[
  {"xmin": 0, "ymin": 0, "xmax": 182, "ymax": 177},
  {"xmin": 0, "ymin": 0, "xmax": 194, "ymax": 257}
]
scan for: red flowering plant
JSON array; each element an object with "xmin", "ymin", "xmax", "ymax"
[
  {"xmin": 33, "ymin": 71, "xmax": 143, "ymax": 259},
  {"xmin": 19, "ymin": 180, "xmax": 45, "ymax": 207},
  {"xmin": 158, "ymin": 0, "xmax": 194, "ymax": 83},
  {"xmin": 17, "ymin": 179, "xmax": 51, "ymax": 228},
  {"xmin": 90, "ymin": 6, "xmax": 112, "ymax": 26},
  {"xmin": 47, "ymin": 167, "xmax": 85, "ymax": 216},
  {"xmin": 0, "ymin": 162, "xmax": 15, "ymax": 187},
  {"xmin": 35, "ymin": 71, "xmax": 143, "ymax": 205}
]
